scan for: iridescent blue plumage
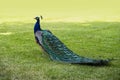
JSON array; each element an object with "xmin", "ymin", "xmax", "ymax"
[{"xmin": 34, "ymin": 17, "xmax": 42, "ymax": 33}]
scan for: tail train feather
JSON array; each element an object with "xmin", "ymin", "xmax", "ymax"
[{"xmin": 35, "ymin": 30, "xmax": 110, "ymax": 65}]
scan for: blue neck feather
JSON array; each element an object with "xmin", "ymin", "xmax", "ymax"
[{"xmin": 34, "ymin": 19, "xmax": 42, "ymax": 33}]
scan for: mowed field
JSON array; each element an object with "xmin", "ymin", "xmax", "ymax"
[{"xmin": 0, "ymin": 21, "xmax": 120, "ymax": 80}]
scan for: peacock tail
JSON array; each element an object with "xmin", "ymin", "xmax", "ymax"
[{"xmin": 35, "ymin": 30, "xmax": 109, "ymax": 65}]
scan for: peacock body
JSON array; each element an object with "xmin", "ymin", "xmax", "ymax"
[{"xmin": 34, "ymin": 16, "xmax": 109, "ymax": 65}]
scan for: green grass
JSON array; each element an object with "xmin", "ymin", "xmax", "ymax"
[{"xmin": 0, "ymin": 21, "xmax": 120, "ymax": 80}]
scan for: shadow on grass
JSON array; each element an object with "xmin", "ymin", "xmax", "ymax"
[{"xmin": 0, "ymin": 60, "xmax": 11, "ymax": 80}]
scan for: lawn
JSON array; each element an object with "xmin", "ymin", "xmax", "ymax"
[{"xmin": 0, "ymin": 21, "xmax": 120, "ymax": 80}]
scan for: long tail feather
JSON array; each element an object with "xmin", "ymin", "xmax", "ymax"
[{"xmin": 35, "ymin": 30, "xmax": 110, "ymax": 65}]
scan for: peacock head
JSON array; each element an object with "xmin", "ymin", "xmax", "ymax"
[{"xmin": 34, "ymin": 16, "xmax": 43, "ymax": 21}]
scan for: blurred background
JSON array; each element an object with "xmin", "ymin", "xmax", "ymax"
[{"xmin": 0, "ymin": 0, "xmax": 120, "ymax": 22}]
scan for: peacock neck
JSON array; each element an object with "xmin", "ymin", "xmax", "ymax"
[{"xmin": 34, "ymin": 19, "xmax": 42, "ymax": 33}]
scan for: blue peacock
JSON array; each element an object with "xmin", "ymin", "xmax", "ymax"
[{"xmin": 33, "ymin": 16, "xmax": 110, "ymax": 65}]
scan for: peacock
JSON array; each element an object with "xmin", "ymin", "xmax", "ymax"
[{"xmin": 33, "ymin": 16, "xmax": 110, "ymax": 65}]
